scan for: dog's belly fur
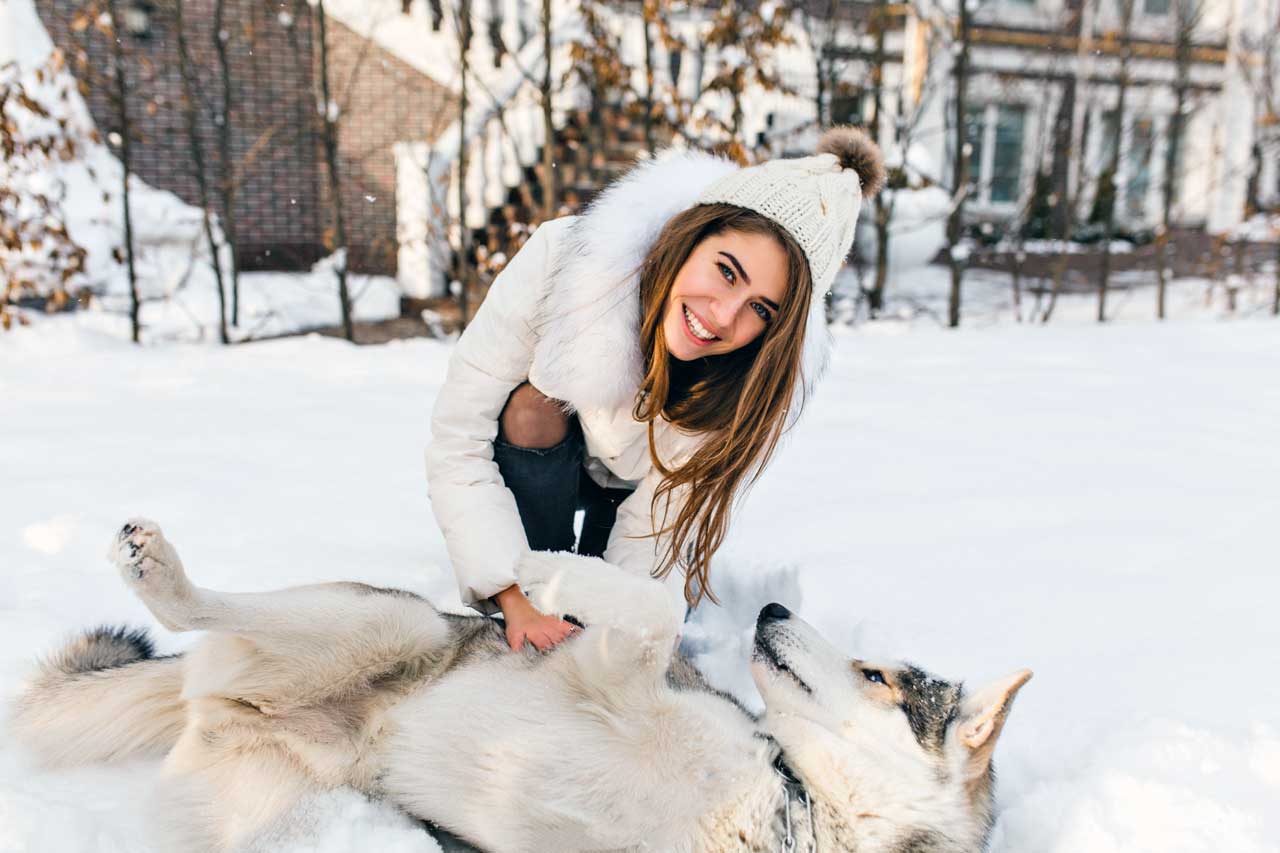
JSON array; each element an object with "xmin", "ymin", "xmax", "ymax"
[
  {"xmin": 375, "ymin": 651, "xmax": 768, "ymax": 852},
  {"xmin": 179, "ymin": 610, "xmax": 766, "ymax": 852}
]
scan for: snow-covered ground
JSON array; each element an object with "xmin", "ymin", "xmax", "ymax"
[
  {"xmin": 83, "ymin": 260, "xmax": 403, "ymax": 345},
  {"xmin": 3, "ymin": 287, "xmax": 1279, "ymax": 851}
]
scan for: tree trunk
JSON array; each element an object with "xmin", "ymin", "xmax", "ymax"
[
  {"xmin": 457, "ymin": 0, "xmax": 473, "ymax": 329},
  {"xmin": 945, "ymin": 0, "xmax": 972, "ymax": 329},
  {"xmin": 731, "ymin": 68, "xmax": 745, "ymax": 144},
  {"xmin": 106, "ymin": 0, "xmax": 141, "ymax": 343},
  {"xmin": 871, "ymin": 215, "xmax": 889, "ymax": 317},
  {"xmin": 1153, "ymin": 230, "xmax": 1170, "ymax": 320},
  {"xmin": 1156, "ymin": 4, "xmax": 1192, "ymax": 322},
  {"xmin": 540, "ymin": 0, "xmax": 555, "ymax": 221},
  {"xmin": 642, "ymin": 0, "xmax": 656, "ymax": 157},
  {"xmin": 1041, "ymin": 254, "xmax": 1067, "ymax": 324},
  {"xmin": 1228, "ymin": 236, "xmax": 1245, "ymax": 314},
  {"xmin": 1012, "ymin": 249, "xmax": 1024, "ymax": 322},
  {"xmin": 175, "ymin": 0, "xmax": 229, "ymax": 344},
  {"xmin": 315, "ymin": 0, "xmax": 354, "ymax": 342},
  {"xmin": 814, "ymin": 54, "xmax": 826, "ymax": 128},
  {"xmin": 1273, "ymin": 241, "xmax": 1279, "ymax": 315},
  {"xmin": 212, "ymin": 0, "xmax": 241, "ymax": 326},
  {"xmin": 868, "ymin": 0, "xmax": 889, "ymax": 317},
  {"xmin": 1098, "ymin": 0, "xmax": 1134, "ymax": 324}
]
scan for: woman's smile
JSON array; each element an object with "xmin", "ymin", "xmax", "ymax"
[{"xmin": 681, "ymin": 304, "xmax": 720, "ymax": 344}]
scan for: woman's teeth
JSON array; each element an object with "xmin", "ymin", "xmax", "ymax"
[{"xmin": 684, "ymin": 306, "xmax": 717, "ymax": 341}]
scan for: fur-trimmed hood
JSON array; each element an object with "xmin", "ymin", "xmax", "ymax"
[{"xmin": 526, "ymin": 150, "xmax": 834, "ymax": 417}]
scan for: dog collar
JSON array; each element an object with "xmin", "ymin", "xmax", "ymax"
[{"xmin": 772, "ymin": 753, "xmax": 817, "ymax": 853}]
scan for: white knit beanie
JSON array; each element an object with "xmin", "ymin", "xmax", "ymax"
[{"xmin": 695, "ymin": 127, "xmax": 886, "ymax": 300}]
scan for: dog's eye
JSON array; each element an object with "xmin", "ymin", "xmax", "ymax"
[{"xmin": 862, "ymin": 669, "xmax": 886, "ymax": 685}]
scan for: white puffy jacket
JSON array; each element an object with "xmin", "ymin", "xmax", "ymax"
[{"xmin": 426, "ymin": 150, "xmax": 832, "ymax": 623}]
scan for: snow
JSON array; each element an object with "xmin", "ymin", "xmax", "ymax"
[
  {"xmin": 2, "ymin": 0, "xmax": 402, "ymax": 342},
  {"xmin": 2, "ymin": 0, "xmax": 216, "ymax": 302},
  {"xmin": 3, "ymin": 281, "xmax": 1279, "ymax": 850}
]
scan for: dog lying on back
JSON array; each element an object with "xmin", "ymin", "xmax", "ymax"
[{"xmin": 10, "ymin": 520, "xmax": 1030, "ymax": 852}]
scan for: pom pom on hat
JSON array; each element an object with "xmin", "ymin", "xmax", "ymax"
[{"xmin": 817, "ymin": 125, "xmax": 885, "ymax": 199}]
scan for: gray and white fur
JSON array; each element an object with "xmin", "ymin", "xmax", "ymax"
[{"xmin": 8, "ymin": 520, "xmax": 1030, "ymax": 852}]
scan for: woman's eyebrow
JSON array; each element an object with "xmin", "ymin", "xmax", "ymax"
[{"xmin": 718, "ymin": 251, "xmax": 751, "ymax": 285}]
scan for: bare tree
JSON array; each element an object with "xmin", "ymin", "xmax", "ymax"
[
  {"xmin": 697, "ymin": 2, "xmax": 793, "ymax": 158},
  {"xmin": 540, "ymin": 0, "xmax": 555, "ymax": 220},
  {"xmin": 1009, "ymin": 80, "xmax": 1059, "ymax": 323},
  {"xmin": 566, "ymin": 1, "xmax": 633, "ymax": 160},
  {"xmin": 1094, "ymin": 0, "xmax": 1136, "ymax": 324},
  {"xmin": 456, "ymin": 0, "xmax": 475, "ymax": 328},
  {"xmin": 212, "ymin": 0, "xmax": 242, "ymax": 326},
  {"xmin": 641, "ymin": 0, "xmax": 659, "ymax": 155},
  {"xmin": 867, "ymin": 0, "xmax": 890, "ymax": 315},
  {"xmin": 1154, "ymin": 0, "xmax": 1205, "ymax": 320},
  {"xmin": 945, "ymin": 0, "xmax": 973, "ymax": 328},
  {"xmin": 792, "ymin": 0, "xmax": 844, "ymax": 128},
  {"xmin": 174, "ymin": 0, "xmax": 229, "ymax": 344},
  {"xmin": 104, "ymin": 0, "xmax": 141, "ymax": 343},
  {"xmin": 1041, "ymin": 0, "xmax": 1100, "ymax": 325},
  {"xmin": 640, "ymin": 0, "xmax": 694, "ymax": 154},
  {"xmin": 314, "ymin": 0, "xmax": 354, "ymax": 342},
  {"xmin": 1241, "ymin": 0, "xmax": 1280, "ymax": 315}
]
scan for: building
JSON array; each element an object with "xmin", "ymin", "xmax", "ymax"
[
  {"xmin": 38, "ymin": 0, "xmax": 1272, "ymax": 300},
  {"xmin": 36, "ymin": 0, "xmax": 457, "ymax": 275}
]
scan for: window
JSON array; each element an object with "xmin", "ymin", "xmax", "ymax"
[
  {"xmin": 1099, "ymin": 110, "xmax": 1121, "ymax": 169},
  {"xmin": 964, "ymin": 104, "xmax": 986, "ymax": 191},
  {"xmin": 1125, "ymin": 117, "xmax": 1155, "ymax": 219},
  {"xmin": 1166, "ymin": 112, "xmax": 1189, "ymax": 209},
  {"xmin": 960, "ymin": 104, "xmax": 1026, "ymax": 205},
  {"xmin": 1142, "ymin": 0, "xmax": 1171, "ymax": 14},
  {"xmin": 831, "ymin": 92, "xmax": 864, "ymax": 127},
  {"xmin": 991, "ymin": 106, "xmax": 1026, "ymax": 203}
]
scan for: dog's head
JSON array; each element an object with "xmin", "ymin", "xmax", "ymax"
[{"xmin": 751, "ymin": 603, "xmax": 1030, "ymax": 851}]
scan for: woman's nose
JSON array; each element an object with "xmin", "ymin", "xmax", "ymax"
[{"xmin": 707, "ymin": 298, "xmax": 739, "ymax": 335}]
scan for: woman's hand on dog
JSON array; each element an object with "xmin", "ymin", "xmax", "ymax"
[{"xmin": 494, "ymin": 584, "xmax": 579, "ymax": 652}]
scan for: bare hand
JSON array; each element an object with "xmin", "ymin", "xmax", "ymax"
[{"xmin": 494, "ymin": 584, "xmax": 579, "ymax": 652}]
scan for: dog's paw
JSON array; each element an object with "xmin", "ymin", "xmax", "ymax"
[{"xmin": 109, "ymin": 518, "xmax": 191, "ymax": 599}]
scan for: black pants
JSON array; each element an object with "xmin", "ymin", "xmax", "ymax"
[{"xmin": 493, "ymin": 417, "xmax": 635, "ymax": 558}]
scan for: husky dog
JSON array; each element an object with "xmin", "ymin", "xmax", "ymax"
[{"xmin": 10, "ymin": 520, "xmax": 1030, "ymax": 852}]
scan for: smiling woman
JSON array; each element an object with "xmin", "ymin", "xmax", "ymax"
[
  {"xmin": 661, "ymin": 226, "xmax": 790, "ymax": 361},
  {"xmin": 426, "ymin": 127, "xmax": 885, "ymax": 653}
]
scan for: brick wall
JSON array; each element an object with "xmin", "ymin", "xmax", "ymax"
[
  {"xmin": 36, "ymin": 0, "xmax": 455, "ymax": 276},
  {"xmin": 323, "ymin": 18, "xmax": 456, "ymax": 274}
]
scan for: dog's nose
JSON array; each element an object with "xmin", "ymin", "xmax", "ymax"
[{"xmin": 759, "ymin": 603, "xmax": 791, "ymax": 622}]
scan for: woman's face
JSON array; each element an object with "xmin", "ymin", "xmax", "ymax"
[{"xmin": 662, "ymin": 229, "xmax": 790, "ymax": 362}]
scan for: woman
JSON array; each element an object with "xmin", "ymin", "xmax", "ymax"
[{"xmin": 427, "ymin": 127, "xmax": 884, "ymax": 652}]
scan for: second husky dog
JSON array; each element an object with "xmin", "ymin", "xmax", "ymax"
[{"xmin": 10, "ymin": 520, "xmax": 1030, "ymax": 852}]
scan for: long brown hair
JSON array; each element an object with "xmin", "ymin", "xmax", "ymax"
[{"xmin": 632, "ymin": 203, "xmax": 814, "ymax": 607}]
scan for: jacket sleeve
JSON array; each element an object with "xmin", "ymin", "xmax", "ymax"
[
  {"xmin": 426, "ymin": 218, "xmax": 567, "ymax": 614},
  {"xmin": 604, "ymin": 467, "xmax": 692, "ymax": 629}
]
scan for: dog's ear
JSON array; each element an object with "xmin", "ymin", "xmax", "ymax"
[{"xmin": 956, "ymin": 669, "xmax": 1032, "ymax": 776}]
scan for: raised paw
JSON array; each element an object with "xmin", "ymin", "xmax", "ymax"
[{"xmin": 108, "ymin": 518, "xmax": 193, "ymax": 605}]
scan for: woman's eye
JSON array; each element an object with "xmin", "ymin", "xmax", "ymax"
[
  {"xmin": 716, "ymin": 262, "xmax": 736, "ymax": 284},
  {"xmin": 862, "ymin": 669, "xmax": 886, "ymax": 685},
  {"xmin": 751, "ymin": 302, "xmax": 771, "ymax": 322}
]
